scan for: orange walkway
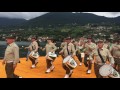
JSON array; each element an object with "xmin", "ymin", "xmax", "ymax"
[{"xmin": 0, "ymin": 56, "xmax": 96, "ymax": 78}]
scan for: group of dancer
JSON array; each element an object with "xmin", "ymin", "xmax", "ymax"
[{"xmin": 2, "ymin": 35, "xmax": 120, "ymax": 78}]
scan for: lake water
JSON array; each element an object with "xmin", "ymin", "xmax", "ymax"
[
  {"xmin": 0, "ymin": 41, "xmax": 61, "ymax": 59},
  {"xmin": 0, "ymin": 41, "xmax": 46, "ymax": 59}
]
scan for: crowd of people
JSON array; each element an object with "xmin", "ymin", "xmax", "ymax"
[{"xmin": 2, "ymin": 35, "xmax": 120, "ymax": 78}]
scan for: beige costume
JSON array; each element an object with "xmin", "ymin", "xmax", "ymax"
[
  {"xmin": 45, "ymin": 42, "xmax": 57, "ymax": 73},
  {"xmin": 28, "ymin": 41, "xmax": 39, "ymax": 68},
  {"xmin": 94, "ymin": 47, "xmax": 114, "ymax": 78},
  {"xmin": 29, "ymin": 41, "xmax": 39, "ymax": 52},
  {"xmin": 111, "ymin": 44, "xmax": 120, "ymax": 74},
  {"xmin": 4, "ymin": 42, "xmax": 20, "ymax": 78},
  {"xmin": 4, "ymin": 42, "xmax": 19, "ymax": 64},
  {"xmin": 60, "ymin": 42, "xmax": 76, "ymax": 58},
  {"xmin": 45, "ymin": 43, "xmax": 57, "ymax": 54},
  {"xmin": 60, "ymin": 42, "xmax": 76, "ymax": 77}
]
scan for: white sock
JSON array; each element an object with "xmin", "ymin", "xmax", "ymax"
[
  {"xmin": 46, "ymin": 68, "xmax": 51, "ymax": 72},
  {"xmin": 32, "ymin": 65, "xmax": 35, "ymax": 68},
  {"xmin": 64, "ymin": 74, "xmax": 69, "ymax": 78},
  {"xmin": 87, "ymin": 70, "xmax": 91, "ymax": 73}
]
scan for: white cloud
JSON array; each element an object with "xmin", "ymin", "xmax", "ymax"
[
  {"xmin": 0, "ymin": 12, "xmax": 48, "ymax": 20},
  {"xmin": 85, "ymin": 12, "xmax": 120, "ymax": 18},
  {"xmin": 0, "ymin": 12, "xmax": 120, "ymax": 20}
]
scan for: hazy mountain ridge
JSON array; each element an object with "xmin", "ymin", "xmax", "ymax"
[
  {"xmin": 24, "ymin": 12, "xmax": 120, "ymax": 27},
  {"xmin": 1, "ymin": 12, "xmax": 120, "ymax": 28}
]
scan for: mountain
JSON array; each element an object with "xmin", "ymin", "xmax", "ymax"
[
  {"xmin": 0, "ymin": 18, "xmax": 26, "ymax": 27},
  {"xmin": 1, "ymin": 12, "xmax": 120, "ymax": 28},
  {"xmin": 23, "ymin": 12, "xmax": 120, "ymax": 27}
]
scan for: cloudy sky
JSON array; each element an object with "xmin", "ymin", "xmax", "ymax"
[{"xmin": 0, "ymin": 12, "xmax": 120, "ymax": 20}]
